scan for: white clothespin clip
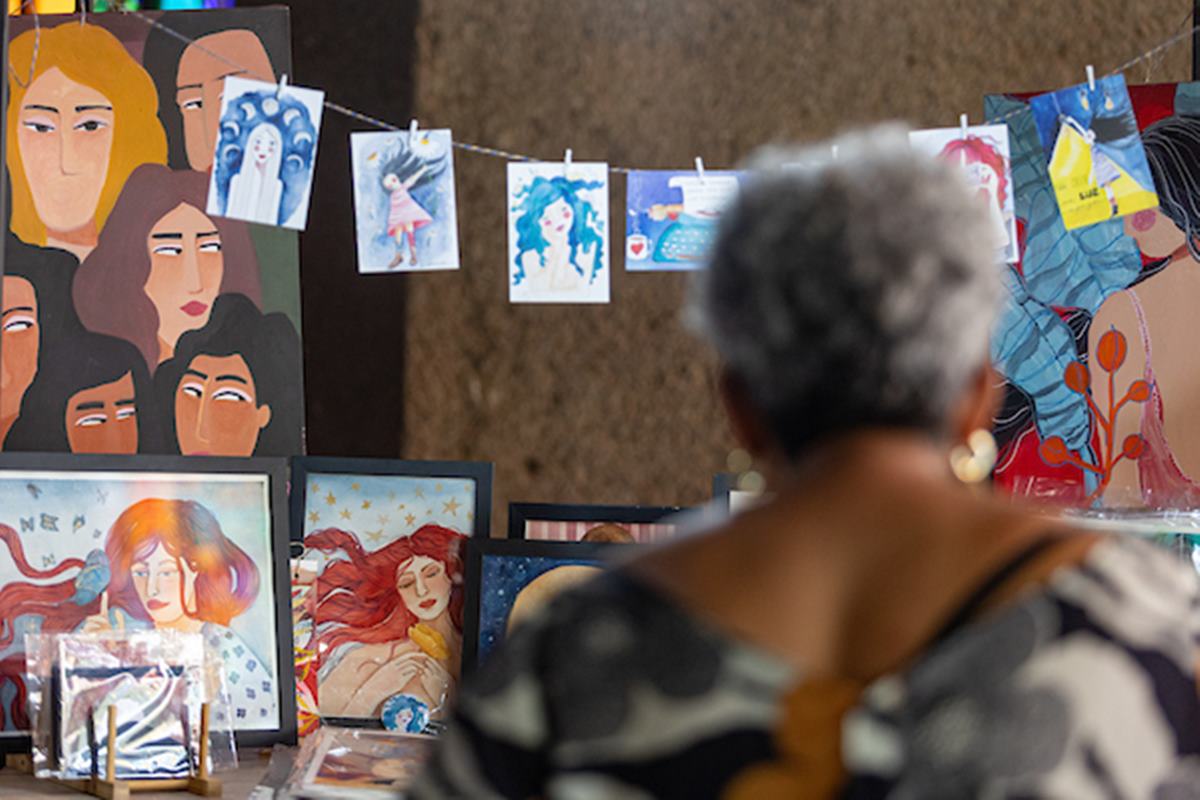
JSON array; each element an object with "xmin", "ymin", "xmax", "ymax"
[
  {"xmin": 409, "ymin": 119, "xmax": 419, "ymax": 146},
  {"xmin": 563, "ymin": 148, "xmax": 573, "ymax": 175},
  {"xmin": 695, "ymin": 156, "xmax": 707, "ymax": 184},
  {"xmin": 276, "ymin": 73, "xmax": 288, "ymax": 99},
  {"xmin": 1086, "ymin": 64, "xmax": 1096, "ymax": 92},
  {"xmin": 79, "ymin": 0, "xmax": 86, "ymax": 25},
  {"xmin": 959, "ymin": 113, "xmax": 969, "ymax": 166}
]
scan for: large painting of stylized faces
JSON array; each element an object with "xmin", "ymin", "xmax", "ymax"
[
  {"xmin": 351, "ymin": 129, "xmax": 459, "ymax": 273},
  {"xmin": 205, "ymin": 75, "xmax": 324, "ymax": 231},
  {"xmin": 462, "ymin": 540, "xmax": 621, "ymax": 672},
  {"xmin": 507, "ymin": 161, "xmax": 609, "ymax": 303},
  {"xmin": 987, "ymin": 82, "xmax": 1200, "ymax": 510},
  {"xmin": 0, "ymin": 455, "xmax": 294, "ymax": 745},
  {"xmin": 293, "ymin": 458, "xmax": 492, "ymax": 731},
  {"xmin": 625, "ymin": 169, "xmax": 741, "ymax": 271},
  {"xmin": 2, "ymin": 9, "xmax": 304, "ymax": 458},
  {"xmin": 508, "ymin": 502, "xmax": 682, "ymax": 543}
]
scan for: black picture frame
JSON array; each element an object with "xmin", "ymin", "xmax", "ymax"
[
  {"xmin": 0, "ymin": 453, "xmax": 296, "ymax": 752},
  {"xmin": 290, "ymin": 457, "xmax": 493, "ymax": 544},
  {"xmin": 461, "ymin": 538, "xmax": 632, "ymax": 675},
  {"xmin": 289, "ymin": 456, "xmax": 492, "ymax": 729},
  {"xmin": 507, "ymin": 501, "xmax": 685, "ymax": 541},
  {"xmin": 711, "ymin": 473, "xmax": 737, "ymax": 513}
]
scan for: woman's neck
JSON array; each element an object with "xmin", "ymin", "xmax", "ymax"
[
  {"xmin": 158, "ymin": 336, "xmax": 174, "ymax": 364},
  {"xmin": 159, "ymin": 615, "xmax": 205, "ymax": 634},
  {"xmin": 0, "ymin": 414, "xmax": 15, "ymax": 448},
  {"xmin": 421, "ymin": 610, "xmax": 459, "ymax": 643},
  {"xmin": 766, "ymin": 428, "xmax": 955, "ymax": 498},
  {"xmin": 47, "ymin": 221, "xmax": 98, "ymax": 262}
]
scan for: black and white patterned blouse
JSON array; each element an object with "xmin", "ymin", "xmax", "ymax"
[{"xmin": 412, "ymin": 536, "xmax": 1200, "ymax": 799}]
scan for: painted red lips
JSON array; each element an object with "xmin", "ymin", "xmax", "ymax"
[{"xmin": 181, "ymin": 301, "xmax": 208, "ymax": 317}]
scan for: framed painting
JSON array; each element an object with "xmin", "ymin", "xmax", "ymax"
[
  {"xmin": 291, "ymin": 457, "xmax": 492, "ymax": 731},
  {"xmin": 1, "ymin": 8, "xmax": 304, "ymax": 458},
  {"xmin": 986, "ymin": 81, "xmax": 1200, "ymax": 510},
  {"xmin": 508, "ymin": 501, "xmax": 683, "ymax": 543},
  {"xmin": 461, "ymin": 539, "xmax": 631, "ymax": 674},
  {"xmin": 0, "ymin": 453, "xmax": 296, "ymax": 752},
  {"xmin": 712, "ymin": 473, "xmax": 766, "ymax": 515},
  {"xmin": 294, "ymin": 727, "xmax": 435, "ymax": 799}
]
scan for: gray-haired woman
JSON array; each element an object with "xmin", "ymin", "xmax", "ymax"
[{"xmin": 414, "ymin": 129, "xmax": 1200, "ymax": 799}]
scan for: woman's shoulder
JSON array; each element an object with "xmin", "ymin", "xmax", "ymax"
[{"xmin": 843, "ymin": 535, "xmax": 1200, "ymax": 795}]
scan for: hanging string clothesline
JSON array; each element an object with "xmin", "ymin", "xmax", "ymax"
[{"xmin": 8, "ymin": 4, "xmax": 1200, "ymax": 172}]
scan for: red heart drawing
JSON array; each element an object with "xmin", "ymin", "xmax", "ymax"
[{"xmin": 631, "ymin": 242, "xmax": 645, "ymax": 255}]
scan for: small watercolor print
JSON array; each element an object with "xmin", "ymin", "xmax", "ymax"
[
  {"xmin": 351, "ymin": 130, "xmax": 459, "ymax": 273},
  {"xmin": 909, "ymin": 124, "xmax": 1019, "ymax": 262},
  {"xmin": 206, "ymin": 76, "xmax": 325, "ymax": 230},
  {"xmin": 625, "ymin": 169, "xmax": 741, "ymax": 270},
  {"xmin": 507, "ymin": 161, "xmax": 609, "ymax": 303}
]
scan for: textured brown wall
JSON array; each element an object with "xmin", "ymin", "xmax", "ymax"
[{"xmin": 405, "ymin": 0, "xmax": 1193, "ymax": 525}]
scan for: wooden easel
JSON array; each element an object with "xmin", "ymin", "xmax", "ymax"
[{"xmin": 52, "ymin": 704, "xmax": 222, "ymax": 799}]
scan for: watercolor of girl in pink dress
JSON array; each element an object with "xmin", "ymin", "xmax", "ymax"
[{"xmin": 351, "ymin": 131, "xmax": 458, "ymax": 273}]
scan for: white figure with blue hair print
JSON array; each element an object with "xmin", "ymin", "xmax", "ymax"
[{"xmin": 206, "ymin": 75, "xmax": 325, "ymax": 231}]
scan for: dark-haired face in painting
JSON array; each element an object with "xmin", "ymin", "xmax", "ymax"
[
  {"xmin": 4, "ymin": 330, "xmax": 159, "ymax": 455},
  {"xmin": 175, "ymin": 30, "xmax": 274, "ymax": 172},
  {"xmin": 174, "ymin": 353, "xmax": 270, "ymax": 457},
  {"xmin": 0, "ymin": 276, "xmax": 38, "ymax": 439},
  {"xmin": 66, "ymin": 370, "xmax": 137, "ymax": 454},
  {"xmin": 144, "ymin": 203, "xmax": 225, "ymax": 360},
  {"xmin": 17, "ymin": 68, "xmax": 114, "ymax": 255},
  {"xmin": 154, "ymin": 293, "xmax": 300, "ymax": 456}
]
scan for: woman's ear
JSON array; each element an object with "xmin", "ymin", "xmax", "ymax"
[
  {"xmin": 950, "ymin": 362, "xmax": 1002, "ymax": 443},
  {"xmin": 719, "ymin": 369, "xmax": 772, "ymax": 460}
]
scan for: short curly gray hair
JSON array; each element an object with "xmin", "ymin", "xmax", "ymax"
[{"xmin": 691, "ymin": 126, "xmax": 1003, "ymax": 458}]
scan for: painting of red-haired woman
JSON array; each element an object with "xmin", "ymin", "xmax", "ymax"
[
  {"xmin": 0, "ymin": 488, "xmax": 280, "ymax": 734},
  {"xmin": 307, "ymin": 524, "xmax": 467, "ymax": 723}
]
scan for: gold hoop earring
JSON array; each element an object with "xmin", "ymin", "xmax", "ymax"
[{"xmin": 949, "ymin": 429, "xmax": 997, "ymax": 484}]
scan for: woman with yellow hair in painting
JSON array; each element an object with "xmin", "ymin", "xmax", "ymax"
[{"xmin": 6, "ymin": 22, "xmax": 167, "ymax": 261}]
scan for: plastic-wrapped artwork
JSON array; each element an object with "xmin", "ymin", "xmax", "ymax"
[
  {"xmin": 286, "ymin": 727, "xmax": 435, "ymax": 799},
  {"xmin": 25, "ymin": 630, "xmax": 237, "ymax": 780},
  {"xmin": 985, "ymin": 82, "xmax": 1200, "ymax": 510}
]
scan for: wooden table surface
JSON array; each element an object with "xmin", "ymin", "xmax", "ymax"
[{"xmin": 0, "ymin": 751, "xmax": 278, "ymax": 799}]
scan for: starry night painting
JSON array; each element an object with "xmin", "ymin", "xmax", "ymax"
[
  {"xmin": 476, "ymin": 553, "xmax": 606, "ymax": 663},
  {"xmin": 302, "ymin": 471, "xmax": 480, "ymax": 727}
]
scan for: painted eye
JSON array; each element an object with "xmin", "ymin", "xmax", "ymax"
[
  {"xmin": 181, "ymin": 99, "xmax": 202, "ymax": 111},
  {"xmin": 153, "ymin": 245, "xmax": 183, "ymax": 257},
  {"xmin": 75, "ymin": 119, "xmax": 108, "ymax": 133},
  {"xmin": 132, "ymin": 569, "xmax": 149, "ymax": 579},
  {"xmin": 213, "ymin": 387, "xmax": 251, "ymax": 402},
  {"xmin": 198, "ymin": 240, "xmax": 222, "ymax": 253},
  {"xmin": 115, "ymin": 408, "xmax": 136, "ymax": 421},
  {"xmin": 22, "ymin": 121, "xmax": 54, "ymax": 134},
  {"xmin": 75, "ymin": 413, "xmax": 106, "ymax": 428},
  {"xmin": 3, "ymin": 315, "xmax": 35, "ymax": 333},
  {"xmin": 180, "ymin": 382, "xmax": 204, "ymax": 399}
]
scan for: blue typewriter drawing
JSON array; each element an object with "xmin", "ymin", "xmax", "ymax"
[{"xmin": 626, "ymin": 170, "xmax": 742, "ymax": 271}]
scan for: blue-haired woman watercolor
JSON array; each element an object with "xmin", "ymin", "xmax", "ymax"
[
  {"xmin": 210, "ymin": 82, "xmax": 319, "ymax": 228},
  {"xmin": 511, "ymin": 175, "xmax": 605, "ymax": 293}
]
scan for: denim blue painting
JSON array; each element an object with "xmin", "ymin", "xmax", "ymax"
[{"xmin": 476, "ymin": 554, "xmax": 604, "ymax": 663}]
